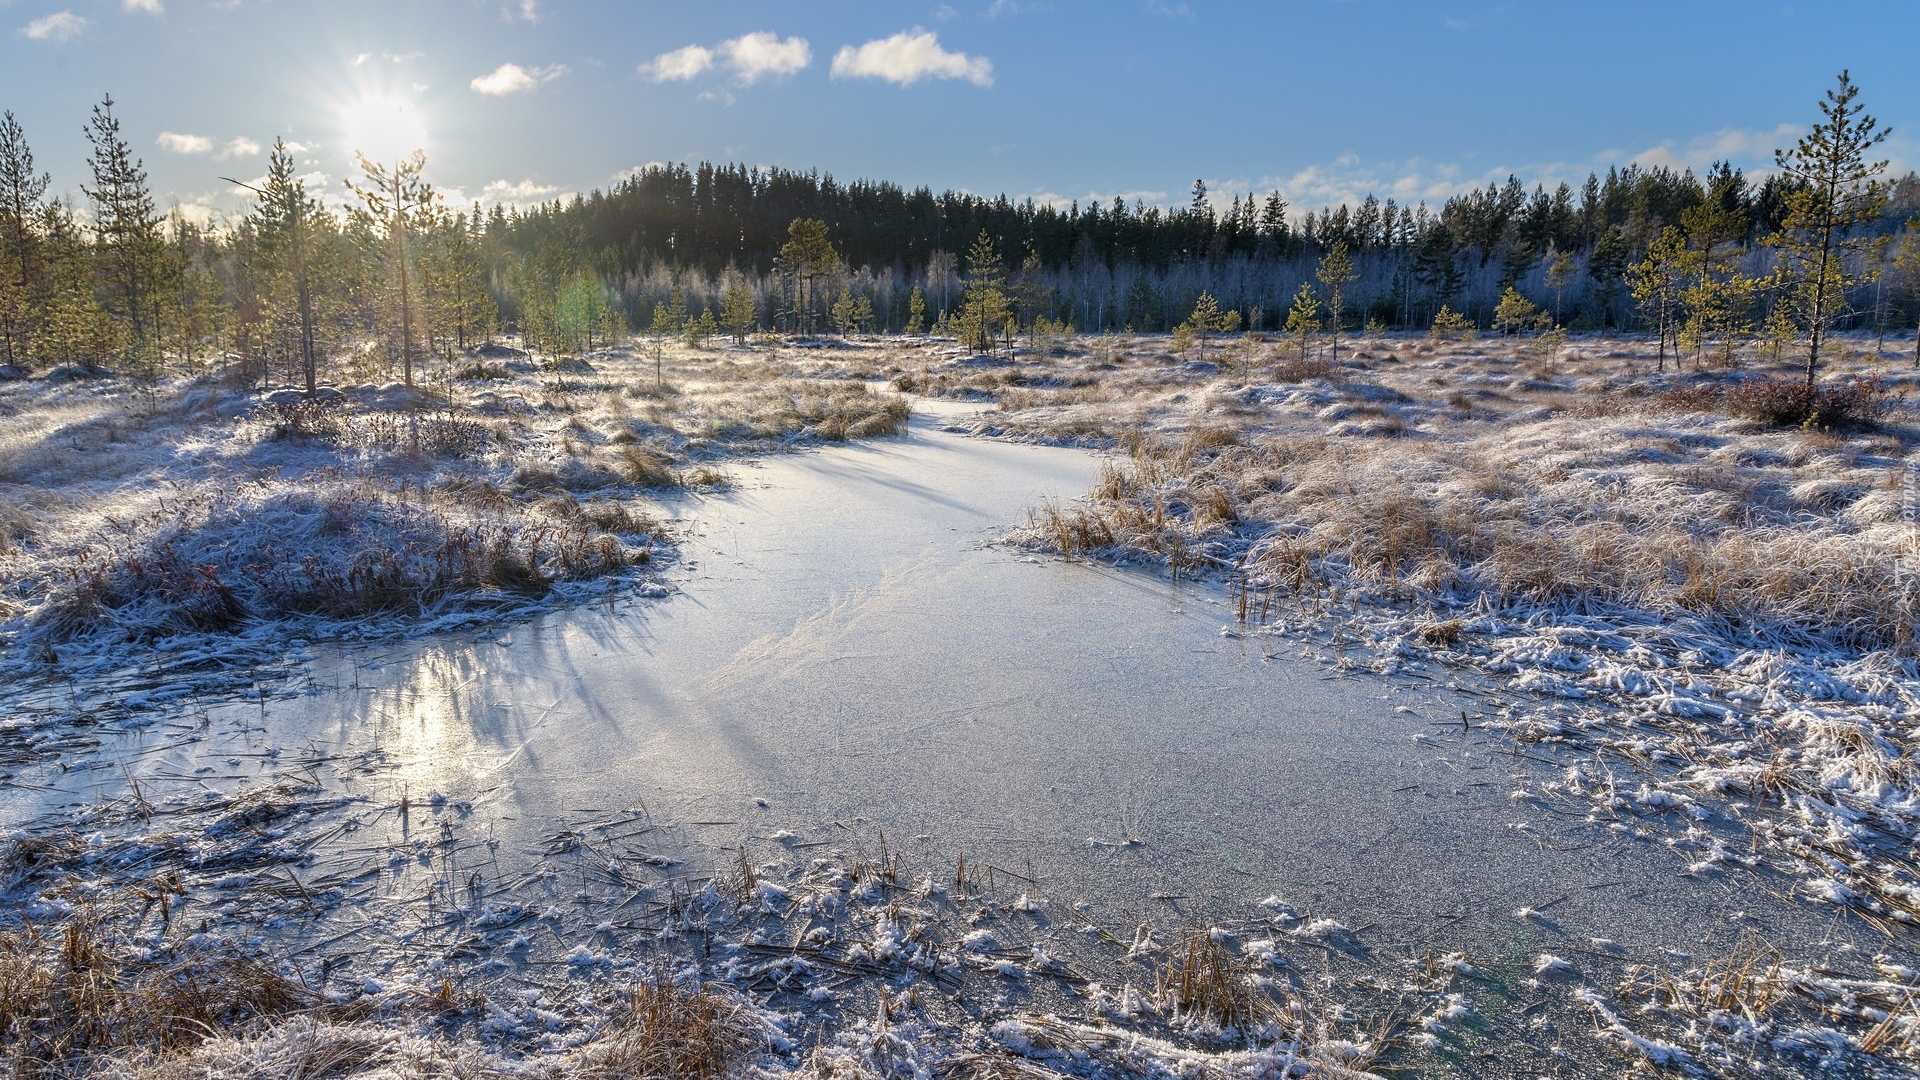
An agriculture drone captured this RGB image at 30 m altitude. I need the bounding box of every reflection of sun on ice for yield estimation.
[341,95,428,161]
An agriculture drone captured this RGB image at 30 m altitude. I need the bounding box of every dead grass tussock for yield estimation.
[569,975,775,1080]
[1154,929,1267,1032]
[0,921,330,1078]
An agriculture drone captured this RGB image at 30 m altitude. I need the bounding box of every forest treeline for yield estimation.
[0,74,1916,393]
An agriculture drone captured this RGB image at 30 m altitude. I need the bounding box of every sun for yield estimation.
[340,95,428,162]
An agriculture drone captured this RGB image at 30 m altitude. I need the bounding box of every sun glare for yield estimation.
[340,95,428,162]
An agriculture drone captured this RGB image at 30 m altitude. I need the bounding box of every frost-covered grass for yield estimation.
[928,330,1920,1052]
[1,775,1424,1080]
[0,342,909,677]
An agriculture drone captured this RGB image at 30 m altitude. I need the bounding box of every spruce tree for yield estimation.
[1767,71,1892,385]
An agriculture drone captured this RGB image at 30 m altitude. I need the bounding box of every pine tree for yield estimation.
[831,288,858,338]
[38,199,114,367]
[417,205,495,357]
[1492,286,1545,336]
[646,298,674,388]
[721,271,757,344]
[242,139,329,391]
[555,274,608,355]
[778,218,838,335]
[1888,218,1920,367]
[1283,281,1320,362]
[1182,291,1237,353]
[1544,250,1577,327]
[954,231,1010,355]
[1628,227,1688,370]
[347,151,436,386]
[1315,241,1357,364]
[1014,248,1049,346]
[1678,167,1757,367]
[906,286,926,336]
[0,111,50,369]
[83,95,167,373]
[1767,71,1892,385]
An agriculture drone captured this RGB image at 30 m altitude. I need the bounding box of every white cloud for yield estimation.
[354,50,422,66]
[20,11,88,41]
[719,32,810,84]
[123,0,163,14]
[831,30,992,87]
[507,0,538,23]
[1230,124,1815,224]
[167,200,220,229]
[471,61,568,96]
[481,178,563,206]
[217,137,261,160]
[1630,124,1800,174]
[613,162,670,185]
[642,44,714,82]
[156,131,213,155]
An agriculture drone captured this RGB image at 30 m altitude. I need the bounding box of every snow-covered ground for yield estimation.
[0,342,907,687]
[5,332,1920,1076]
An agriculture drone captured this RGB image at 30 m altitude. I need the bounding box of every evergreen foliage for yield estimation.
[0,75,1914,388]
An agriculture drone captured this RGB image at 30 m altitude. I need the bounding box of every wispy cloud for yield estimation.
[20,11,88,41]
[1217,123,1815,222]
[156,131,213,155]
[352,50,423,67]
[613,162,671,186]
[470,61,569,96]
[506,0,538,24]
[1021,188,1168,211]
[1628,124,1800,173]
[123,0,163,14]
[831,30,992,87]
[480,178,562,206]
[642,44,714,82]
[719,32,810,84]
[217,136,261,160]
[645,33,811,85]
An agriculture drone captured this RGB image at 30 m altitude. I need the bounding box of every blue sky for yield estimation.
[4,0,1916,225]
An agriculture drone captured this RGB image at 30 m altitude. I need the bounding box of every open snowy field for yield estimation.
[4,333,1920,1077]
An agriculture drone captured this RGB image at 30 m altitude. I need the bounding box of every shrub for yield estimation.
[1722,377,1890,429]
